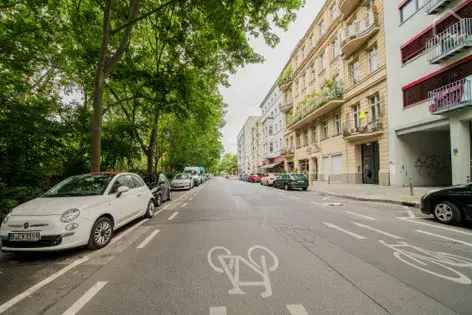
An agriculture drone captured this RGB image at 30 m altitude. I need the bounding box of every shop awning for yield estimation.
[261,161,284,169]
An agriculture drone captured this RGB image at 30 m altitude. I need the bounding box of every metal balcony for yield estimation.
[428,77,472,115]
[280,100,293,113]
[427,18,472,64]
[426,0,454,14]
[341,11,379,58]
[338,0,362,18]
[343,118,383,142]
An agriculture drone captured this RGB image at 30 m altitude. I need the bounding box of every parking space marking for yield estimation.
[286,304,309,315]
[209,306,227,315]
[345,211,376,221]
[0,256,90,314]
[323,222,367,240]
[400,219,472,237]
[62,281,108,315]
[137,229,160,249]
[416,230,472,248]
[168,211,179,221]
[110,219,149,245]
[182,202,188,208]
[352,222,403,240]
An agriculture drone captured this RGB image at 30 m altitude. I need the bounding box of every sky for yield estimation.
[220,1,324,154]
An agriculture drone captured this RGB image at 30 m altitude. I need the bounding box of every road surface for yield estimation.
[1,177,472,314]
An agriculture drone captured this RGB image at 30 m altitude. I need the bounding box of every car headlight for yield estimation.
[1,213,11,225]
[61,208,80,223]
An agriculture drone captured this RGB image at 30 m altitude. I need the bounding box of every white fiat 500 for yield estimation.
[0,172,156,252]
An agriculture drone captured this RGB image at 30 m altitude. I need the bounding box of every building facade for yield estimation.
[237,116,262,175]
[260,84,285,172]
[385,0,472,186]
[279,0,389,185]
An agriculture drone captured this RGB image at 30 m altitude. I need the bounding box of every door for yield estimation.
[331,154,344,182]
[322,156,330,181]
[109,175,138,226]
[361,142,379,184]
[130,175,148,214]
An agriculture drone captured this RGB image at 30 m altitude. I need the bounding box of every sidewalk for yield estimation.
[309,182,437,207]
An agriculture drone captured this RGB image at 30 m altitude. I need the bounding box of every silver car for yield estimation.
[171,173,194,190]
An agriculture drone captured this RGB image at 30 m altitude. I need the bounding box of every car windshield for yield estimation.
[175,174,188,180]
[43,174,113,197]
[290,174,306,180]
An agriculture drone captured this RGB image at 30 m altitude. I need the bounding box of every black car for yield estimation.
[273,173,309,191]
[142,173,172,207]
[421,184,472,225]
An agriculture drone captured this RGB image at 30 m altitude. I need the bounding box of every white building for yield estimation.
[384,0,472,186]
[237,116,262,175]
[260,84,285,172]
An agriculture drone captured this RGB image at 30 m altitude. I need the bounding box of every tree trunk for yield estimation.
[90,0,112,173]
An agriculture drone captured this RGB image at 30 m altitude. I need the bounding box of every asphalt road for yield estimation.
[1,178,472,314]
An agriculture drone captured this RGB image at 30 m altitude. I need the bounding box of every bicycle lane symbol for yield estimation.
[379,240,472,285]
[208,245,279,298]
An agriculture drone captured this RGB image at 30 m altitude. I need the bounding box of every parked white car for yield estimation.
[171,173,193,190]
[0,172,155,252]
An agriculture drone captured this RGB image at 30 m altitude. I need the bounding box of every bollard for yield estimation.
[328,175,331,184]
[409,177,414,196]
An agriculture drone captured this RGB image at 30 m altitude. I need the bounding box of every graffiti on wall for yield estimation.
[414,154,450,178]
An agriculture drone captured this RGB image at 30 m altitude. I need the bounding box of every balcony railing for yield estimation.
[428,77,472,115]
[341,10,378,57]
[343,117,383,140]
[426,0,454,14]
[426,18,472,64]
[338,0,362,18]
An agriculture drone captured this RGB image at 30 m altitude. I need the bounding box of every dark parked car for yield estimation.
[142,173,172,206]
[421,184,472,225]
[273,173,308,191]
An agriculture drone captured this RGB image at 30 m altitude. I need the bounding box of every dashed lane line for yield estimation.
[399,218,472,237]
[168,211,179,221]
[416,230,472,248]
[136,229,160,249]
[181,202,188,208]
[352,222,403,240]
[0,257,90,314]
[323,222,367,240]
[110,219,149,245]
[209,306,227,315]
[62,281,108,315]
[345,211,376,221]
[286,304,309,315]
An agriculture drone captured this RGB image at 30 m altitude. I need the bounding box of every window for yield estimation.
[269,126,273,136]
[319,20,325,37]
[349,58,360,84]
[319,51,325,73]
[270,142,273,153]
[330,5,338,20]
[321,121,329,139]
[369,93,381,122]
[352,104,360,129]
[311,126,318,144]
[303,130,309,146]
[334,113,341,135]
[368,45,379,73]
[400,0,417,23]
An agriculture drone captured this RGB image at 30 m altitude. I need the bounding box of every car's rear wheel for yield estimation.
[284,183,289,191]
[88,216,114,250]
[145,200,156,218]
[167,190,172,201]
[434,201,462,225]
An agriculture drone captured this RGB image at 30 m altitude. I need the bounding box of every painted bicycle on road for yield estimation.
[380,240,472,285]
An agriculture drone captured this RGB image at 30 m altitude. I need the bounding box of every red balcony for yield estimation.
[428,77,472,115]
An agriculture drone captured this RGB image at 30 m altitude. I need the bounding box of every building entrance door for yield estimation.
[361,142,379,184]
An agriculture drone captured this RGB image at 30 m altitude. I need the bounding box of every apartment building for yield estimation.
[237,116,262,175]
[385,0,472,186]
[260,84,285,173]
[279,0,389,185]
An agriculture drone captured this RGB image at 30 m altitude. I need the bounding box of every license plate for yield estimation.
[9,232,41,242]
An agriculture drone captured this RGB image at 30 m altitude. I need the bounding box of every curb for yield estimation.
[310,189,420,208]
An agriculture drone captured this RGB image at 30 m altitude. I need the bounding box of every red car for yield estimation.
[247,174,261,183]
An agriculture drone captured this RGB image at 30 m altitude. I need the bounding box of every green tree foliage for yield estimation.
[216,153,238,175]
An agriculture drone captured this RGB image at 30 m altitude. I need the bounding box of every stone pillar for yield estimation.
[308,158,316,184]
[450,117,471,185]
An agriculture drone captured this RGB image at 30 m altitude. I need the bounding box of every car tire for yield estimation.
[88,216,114,250]
[155,194,162,207]
[145,200,156,218]
[302,187,308,191]
[168,190,172,201]
[433,201,462,225]
[284,183,289,191]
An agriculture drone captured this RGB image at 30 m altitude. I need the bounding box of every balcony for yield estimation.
[306,144,321,155]
[428,77,472,115]
[343,117,383,142]
[277,66,294,92]
[280,100,293,112]
[426,0,455,14]
[338,0,362,18]
[341,10,379,58]
[427,19,472,64]
[282,147,295,157]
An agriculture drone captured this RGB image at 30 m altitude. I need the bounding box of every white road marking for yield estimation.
[209,306,227,315]
[397,210,416,219]
[323,222,367,240]
[0,256,89,314]
[324,202,343,207]
[416,230,472,248]
[345,211,376,221]
[182,202,188,208]
[168,211,179,221]
[110,219,149,245]
[353,222,403,240]
[62,281,108,315]
[137,229,160,249]
[400,219,472,237]
[287,304,309,315]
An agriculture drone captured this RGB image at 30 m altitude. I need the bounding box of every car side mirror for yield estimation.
[116,186,130,198]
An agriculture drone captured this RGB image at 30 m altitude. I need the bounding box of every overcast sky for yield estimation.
[220,1,324,154]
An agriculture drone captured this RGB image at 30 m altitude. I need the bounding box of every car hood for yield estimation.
[11,196,107,216]
[172,179,190,184]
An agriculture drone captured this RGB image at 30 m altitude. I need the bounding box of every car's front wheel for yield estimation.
[168,190,172,201]
[145,200,156,218]
[434,201,462,225]
[88,216,114,250]
[284,183,289,191]
[155,193,162,207]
